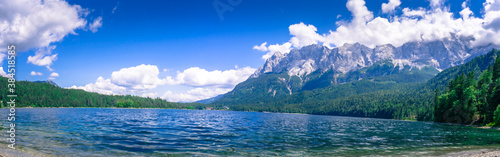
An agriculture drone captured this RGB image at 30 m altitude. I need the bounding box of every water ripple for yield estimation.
[1,108,500,156]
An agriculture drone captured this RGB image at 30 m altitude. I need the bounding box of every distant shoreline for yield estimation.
[433,121,500,131]
[445,150,500,157]
[1,107,500,156]
[7,107,500,131]
[10,106,179,109]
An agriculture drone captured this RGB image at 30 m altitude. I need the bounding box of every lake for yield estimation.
[1,108,500,156]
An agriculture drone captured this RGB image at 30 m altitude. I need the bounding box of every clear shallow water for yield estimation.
[1,108,500,156]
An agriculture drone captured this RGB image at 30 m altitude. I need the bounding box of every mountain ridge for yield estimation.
[212,49,500,121]
[210,36,500,115]
[33,80,59,87]
[251,35,499,80]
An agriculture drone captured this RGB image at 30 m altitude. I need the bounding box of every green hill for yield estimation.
[0,78,182,109]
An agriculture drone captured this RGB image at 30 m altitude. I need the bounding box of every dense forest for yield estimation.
[213,59,440,120]
[0,78,200,109]
[220,75,436,120]
[434,54,500,126]
[212,49,500,123]
[1,48,499,127]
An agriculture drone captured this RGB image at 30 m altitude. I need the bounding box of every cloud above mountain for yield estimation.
[254,0,500,59]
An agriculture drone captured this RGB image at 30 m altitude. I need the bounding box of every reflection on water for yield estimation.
[1,108,500,156]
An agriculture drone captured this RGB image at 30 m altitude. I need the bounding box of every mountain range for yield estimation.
[2,34,499,122]
[252,35,497,79]
[206,35,500,120]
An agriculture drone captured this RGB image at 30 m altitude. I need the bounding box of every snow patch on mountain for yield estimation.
[251,35,500,79]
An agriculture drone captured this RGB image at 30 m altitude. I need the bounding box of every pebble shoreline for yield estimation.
[458,150,500,157]
[1,150,500,157]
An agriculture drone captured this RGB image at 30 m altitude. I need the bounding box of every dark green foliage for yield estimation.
[489,56,500,121]
[427,49,499,91]
[489,78,500,122]
[215,71,303,106]
[434,51,500,125]
[213,59,439,121]
[494,105,500,126]
[477,68,494,123]
[0,77,186,109]
[213,49,500,123]
[435,73,477,124]
[493,54,500,81]
[434,88,442,122]
[301,60,439,91]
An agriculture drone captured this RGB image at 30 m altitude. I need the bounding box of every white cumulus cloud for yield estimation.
[30,71,43,76]
[27,46,58,70]
[70,76,127,95]
[0,0,100,69]
[50,72,59,77]
[111,64,166,90]
[0,67,7,77]
[255,0,500,60]
[0,0,88,53]
[382,0,401,13]
[161,88,230,102]
[161,66,256,102]
[71,64,167,95]
[402,8,426,17]
[166,66,256,88]
[70,65,256,102]
[430,0,445,8]
[0,53,6,77]
[289,23,326,48]
[253,42,268,51]
[346,0,373,24]
[49,72,59,80]
[257,42,293,60]
[254,22,324,60]
[89,16,102,33]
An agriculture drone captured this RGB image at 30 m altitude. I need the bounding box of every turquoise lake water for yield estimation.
[1,108,500,156]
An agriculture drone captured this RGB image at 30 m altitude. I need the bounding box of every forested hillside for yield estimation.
[2,49,499,125]
[427,49,500,90]
[212,49,500,122]
[213,59,440,120]
[434,51,500,126]
[0,77,183,108]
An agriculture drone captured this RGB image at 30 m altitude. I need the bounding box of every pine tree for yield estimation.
[494,105,500,126]
[434,88,441,122]
[493,53,500,82]
[462,85,477,124]
[489,56,500,123]
[477,68,493,124]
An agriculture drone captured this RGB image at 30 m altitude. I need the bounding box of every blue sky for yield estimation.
[1,0,499,102]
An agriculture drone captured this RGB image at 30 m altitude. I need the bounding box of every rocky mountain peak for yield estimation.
[250,36,500,79]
